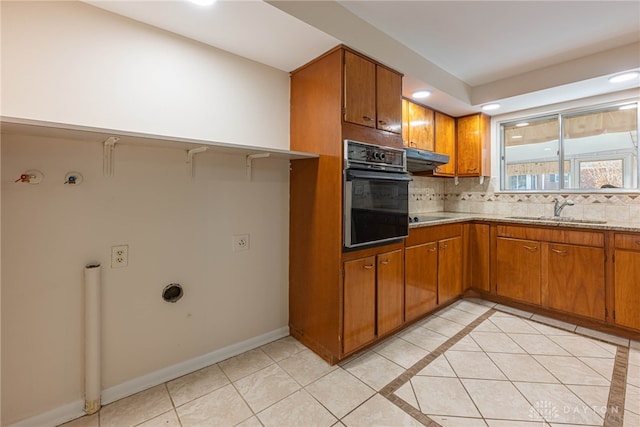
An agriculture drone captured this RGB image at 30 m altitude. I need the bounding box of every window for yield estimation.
[501,102,638,191]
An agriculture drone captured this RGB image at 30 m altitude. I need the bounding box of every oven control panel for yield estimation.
[344,140,406,172]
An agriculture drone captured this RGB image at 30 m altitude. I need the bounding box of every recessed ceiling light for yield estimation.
[608,72,639,83]
[412,90,432,99]
[515,122,529,127]
[186,0,217,6]
[482,103,500,111]
[511,135,523,139]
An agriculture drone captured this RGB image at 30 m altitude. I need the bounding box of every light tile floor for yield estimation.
[61,298,640,427]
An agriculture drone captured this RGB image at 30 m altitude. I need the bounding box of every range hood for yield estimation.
[404,147,450,173]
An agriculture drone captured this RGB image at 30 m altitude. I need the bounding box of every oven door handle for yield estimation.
[345,169,413,182]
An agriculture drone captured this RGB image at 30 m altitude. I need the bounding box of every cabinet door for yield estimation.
[496,237,541,304]
[406,102,434,150]
[438,236,463,304]
[376,66,402,134]
[377,249,404,335]
[343,256,376,353]
[614,249,640,330]
[434,112,456,176]
[469,223,490,292]
[402,99,410,146]
[545,243,605,320]
[405,242,438,322]
[344,51,376,129]
[457,113,490,177]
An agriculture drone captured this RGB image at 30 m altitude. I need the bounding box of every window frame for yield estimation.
[499,100,640,193]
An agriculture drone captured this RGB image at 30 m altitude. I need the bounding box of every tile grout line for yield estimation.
[604,346,629,427]
[378,308,497,426]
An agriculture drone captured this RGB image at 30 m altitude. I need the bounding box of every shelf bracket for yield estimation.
[454,176,460,186]
[186,147,208,178]
[246,153,270,181]
[103,136,121,177]
[479,176,485,185]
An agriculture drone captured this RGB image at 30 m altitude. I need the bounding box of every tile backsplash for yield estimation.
[410,176,640,222]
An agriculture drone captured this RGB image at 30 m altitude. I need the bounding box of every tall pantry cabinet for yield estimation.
[289,46,404,364]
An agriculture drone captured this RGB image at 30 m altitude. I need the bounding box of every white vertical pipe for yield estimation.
[84,263,101,415]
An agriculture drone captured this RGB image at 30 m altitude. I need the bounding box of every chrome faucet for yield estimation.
[553,197,574,217]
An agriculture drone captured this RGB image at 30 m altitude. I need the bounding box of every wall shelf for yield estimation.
[0,117,319,169]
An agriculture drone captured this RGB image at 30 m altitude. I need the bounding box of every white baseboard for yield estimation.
[8,327,289,427]
[6,400,86,427]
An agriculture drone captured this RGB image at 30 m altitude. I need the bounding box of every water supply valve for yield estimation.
[14,170,44,184]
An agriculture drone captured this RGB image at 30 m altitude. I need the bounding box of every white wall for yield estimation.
[1,1,290,150]
[1,1,292,425]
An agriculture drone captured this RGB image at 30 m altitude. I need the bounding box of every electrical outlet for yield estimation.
[111,245,129,268]
[232,234,250,252]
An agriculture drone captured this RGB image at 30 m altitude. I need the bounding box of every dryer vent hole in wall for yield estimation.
[162,283,183,303]
[232,234,250,252]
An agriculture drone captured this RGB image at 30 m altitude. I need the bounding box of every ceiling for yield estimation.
[85,0,640,117]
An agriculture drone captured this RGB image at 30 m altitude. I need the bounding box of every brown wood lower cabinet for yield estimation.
[405,242,438,322]
[494,225,606,322]
[438,236,463,304]
[377,249,404,336]
[545,243,605,320]
[343,249,404,354]
[404,224,464,322]
[496,237,542,305]
[614,233,640,330]
[343,256,376,354]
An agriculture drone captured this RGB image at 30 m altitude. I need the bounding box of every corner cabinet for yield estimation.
[456,113,491,177]
[289,45,404,364]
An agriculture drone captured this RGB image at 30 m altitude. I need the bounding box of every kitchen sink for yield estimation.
[507,216,607,224]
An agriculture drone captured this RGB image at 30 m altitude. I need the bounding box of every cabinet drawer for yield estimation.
[614,233,640,251]
[406,223,463,246]
[497,225,604,247]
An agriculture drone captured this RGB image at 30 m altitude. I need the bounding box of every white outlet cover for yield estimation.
[111,244,129,268]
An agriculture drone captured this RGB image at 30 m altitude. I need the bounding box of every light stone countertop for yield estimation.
[409,212,640,233]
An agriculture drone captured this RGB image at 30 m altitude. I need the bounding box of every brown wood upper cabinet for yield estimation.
[344,51,402,134]
[434,111,456,176]
[402,99,434,150]
[457,113,491,177]
[613,233,640,331]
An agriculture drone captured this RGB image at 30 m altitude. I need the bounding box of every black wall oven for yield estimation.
[343,140,411,249]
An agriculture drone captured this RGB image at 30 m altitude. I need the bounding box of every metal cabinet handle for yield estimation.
[467,167,478,172]
[362,116,373,121]
[523,245,538,251]
[380,259,390,265]
[441,244,448,249]
[428,247,437,252]
[378,120,387,125]
[363,264,374,269]
[635,240,640,245]
[551,248,567,255]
